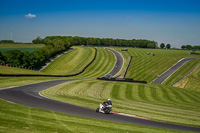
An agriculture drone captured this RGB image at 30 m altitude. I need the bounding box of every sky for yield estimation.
[0,0,200,48]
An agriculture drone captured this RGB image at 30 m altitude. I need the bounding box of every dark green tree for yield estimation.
[160,43,165,49]
[185,45,192,50]
[181,45,186,49]
[166,44,171,49]
[32,36,42,44]
[0,52,5,64]
[3,50,24,66]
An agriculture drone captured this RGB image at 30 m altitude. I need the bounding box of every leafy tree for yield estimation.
[185,45,192,50]
[160,43,165,49]
[0,52,5,64]
[181,45,186,49]
[3,50,24,66]
[32,36,42,44]
[166,44,171,49]
[0,40,14,44]
[53,39,65,52]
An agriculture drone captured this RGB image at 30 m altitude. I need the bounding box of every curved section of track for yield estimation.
[152,57,200,84]
[0,79,200,132]
[106,48,124,76]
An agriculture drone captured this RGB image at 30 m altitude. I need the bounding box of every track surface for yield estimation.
[1,49,200,132]
[152,57,199,84]
[106,48,124,76]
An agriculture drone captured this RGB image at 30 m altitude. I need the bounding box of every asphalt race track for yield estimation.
[152,57,200,84]
[106,48,124,76]
[0,49,200,132]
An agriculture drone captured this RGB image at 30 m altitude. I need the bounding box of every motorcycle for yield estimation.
[96,102,112,114]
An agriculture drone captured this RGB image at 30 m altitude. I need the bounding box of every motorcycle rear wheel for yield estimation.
[96,107,99,112]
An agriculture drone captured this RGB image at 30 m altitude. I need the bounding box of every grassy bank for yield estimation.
[75,47,115,78]
[173,64,200,91]
[41,46,96,75]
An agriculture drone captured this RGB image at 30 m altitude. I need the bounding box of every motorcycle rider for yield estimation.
[99,99,112,113]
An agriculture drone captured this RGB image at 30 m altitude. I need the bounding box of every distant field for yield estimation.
[0,43,45,48]
[0,48,40,53]
[41,79,200,127]
[112,48,199,83]
[0,43,45,52]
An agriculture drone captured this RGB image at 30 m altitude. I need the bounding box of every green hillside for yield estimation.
[173,64,200,91]
[76,47,115,78]
[112,48,199,83]
[41,46,96,75]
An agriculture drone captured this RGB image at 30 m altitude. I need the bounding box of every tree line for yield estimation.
[1,36,159,69]
[33,36,158,48]
[0,36,72,69]
[181,45,200,50]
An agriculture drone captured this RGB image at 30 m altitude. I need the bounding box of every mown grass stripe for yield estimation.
[159,86,176,103]
[138,85,147,101]
[150,87,160,101]
[125,84,133,99]
[111,84,120,99]
[169,88,189,103]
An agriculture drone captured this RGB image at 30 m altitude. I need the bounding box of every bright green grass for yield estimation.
[0,66,45,75]
[0,77,67,89]
[0,98,187,133]
[41,79,200,127]
[163,59,200,86]
[173,65,200,92]
[0,43,45,48]
[75,47,115,78]
[113,48,199,83]
[41,46,95,75]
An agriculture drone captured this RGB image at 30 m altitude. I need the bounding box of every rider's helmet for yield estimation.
[108,99,111,101]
